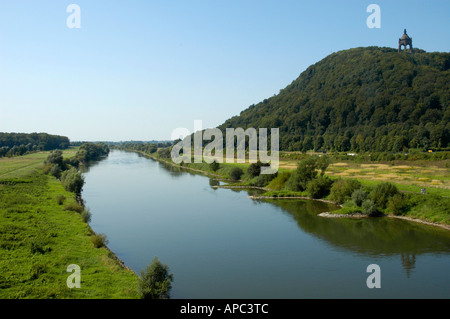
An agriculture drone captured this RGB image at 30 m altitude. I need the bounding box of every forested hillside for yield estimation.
[219,47,450,152]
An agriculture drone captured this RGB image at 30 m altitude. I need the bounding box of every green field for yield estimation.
[0,150,139,298]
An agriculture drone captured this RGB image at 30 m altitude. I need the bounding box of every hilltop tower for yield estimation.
[398,29,413,53]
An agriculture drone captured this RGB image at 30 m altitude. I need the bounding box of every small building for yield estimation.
[399,29,413,53]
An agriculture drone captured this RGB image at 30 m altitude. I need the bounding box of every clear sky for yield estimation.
[0,0,449,141]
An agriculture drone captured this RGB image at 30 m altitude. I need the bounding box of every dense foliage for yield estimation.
[138,257,174,299]
[75,143,110,164]
[0,132,70,157]
[219,47,450,152]
[114,141,172,154]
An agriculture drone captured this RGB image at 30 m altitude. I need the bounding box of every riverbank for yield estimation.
[114,147,450,230]
[318,212,450,231]
[0,150,139,298]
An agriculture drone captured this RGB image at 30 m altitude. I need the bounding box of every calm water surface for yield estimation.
[82,150,450,298]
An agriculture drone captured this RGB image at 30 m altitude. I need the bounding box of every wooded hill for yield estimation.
[218,47,450,152]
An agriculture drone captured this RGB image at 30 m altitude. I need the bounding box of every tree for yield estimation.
[370,182,399,209]
[230,167,243,181]
[138,257,174,299]
[361,199,380,217]
[329,178,362,204]
[306,175,334,198]
[61,167,85,194]
[286,156,320,191]
[210,160,220,172]
[352,188,367,207]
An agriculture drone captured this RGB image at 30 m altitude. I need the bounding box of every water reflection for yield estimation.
[259,198,450,276]
[83,150,450,298]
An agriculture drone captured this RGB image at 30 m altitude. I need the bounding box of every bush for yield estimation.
[230,167,243,180]
[285,156,321,191]
[45,150,63,167]
[351,188,367,207]
[63,202,84,213]
[209,161,220,172]
[329,178,362,204]
[266,171,292,190]
[251,172,277,187]
[55,195,66,205]
[49,164,62,179]
[247,161,266,178]
[138,257,174,299]
[387,193,408,215]
[90,233,108,248]
[81,208,92,223]
[370,182,399,209]
[361,199,380,217]
[306,175,334,199]
[61,168,85,194]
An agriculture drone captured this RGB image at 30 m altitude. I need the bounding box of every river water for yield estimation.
[82,150,450,298]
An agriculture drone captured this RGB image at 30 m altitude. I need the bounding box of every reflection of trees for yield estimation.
[262,199,450,276]
[158,161,184,178]
[209,179,219,188]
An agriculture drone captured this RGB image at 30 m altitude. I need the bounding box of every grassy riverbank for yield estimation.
[0,149,139,298]
[132,148,450,228]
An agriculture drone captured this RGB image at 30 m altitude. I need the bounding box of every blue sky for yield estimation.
[0,0,449,141]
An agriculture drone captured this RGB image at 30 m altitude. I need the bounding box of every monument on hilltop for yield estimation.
[399,29,413,53]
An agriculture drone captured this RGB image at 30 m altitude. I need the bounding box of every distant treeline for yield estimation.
[0,132,70,158]
[113,141,173,154]
[76,142,110,165]
[282,150,450,162]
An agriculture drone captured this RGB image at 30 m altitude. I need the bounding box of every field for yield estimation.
[0,149,139,298]
[279,157,450,197]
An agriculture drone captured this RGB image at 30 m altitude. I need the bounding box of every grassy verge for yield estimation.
[0,149,139,298]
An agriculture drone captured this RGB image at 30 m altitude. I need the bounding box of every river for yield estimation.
[82,150,450,298]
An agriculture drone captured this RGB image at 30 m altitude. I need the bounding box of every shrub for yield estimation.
[230,167,243,180]
[138,257,174,299]
[361,199,380,217]
[63,202,84,213]
[285,156,320,191]
[49,164,62,179]
[266,171,292,190]
[306,175,334,199]
[247,163,260,178]
[55,195,66,205]
[329,178,362,204]
[45,150,63,167]
[209,160,220,172]
[351,188,367,207]
[370,182,399,209]
[41,163,52,175]
[387,193,408,215]
[61,168,85,194]
[90,233,108,248]
[247,161,265,178]
[81,208,92,223]
[251,172,277,187]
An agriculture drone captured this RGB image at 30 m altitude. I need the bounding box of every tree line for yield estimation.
[0,132,70,158]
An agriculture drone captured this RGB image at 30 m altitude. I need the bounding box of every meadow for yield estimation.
[0,149,139,298]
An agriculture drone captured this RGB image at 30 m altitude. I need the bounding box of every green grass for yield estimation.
[0,150,139,298]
